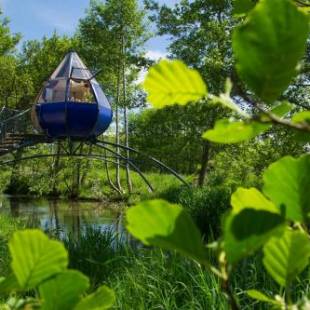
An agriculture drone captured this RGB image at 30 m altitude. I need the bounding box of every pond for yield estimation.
[0,195,126,239]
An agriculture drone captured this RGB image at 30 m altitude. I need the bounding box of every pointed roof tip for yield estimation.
[50,51,93,81]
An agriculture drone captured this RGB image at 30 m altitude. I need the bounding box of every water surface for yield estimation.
[0,195,125,239]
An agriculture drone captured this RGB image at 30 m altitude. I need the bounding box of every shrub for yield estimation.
[161,185,231,238]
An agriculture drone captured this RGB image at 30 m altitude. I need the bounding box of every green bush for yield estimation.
[63,228,130,288]
[161,185,231,238]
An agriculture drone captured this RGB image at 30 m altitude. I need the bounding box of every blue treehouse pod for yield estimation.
[32,52,113,138]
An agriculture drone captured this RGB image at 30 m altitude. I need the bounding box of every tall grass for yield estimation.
[63,228,130,289]
[109,249,227,310]
[160,185,232,239]
[0,214,24,276]
[62,226,227,308]
[62,227,310,309]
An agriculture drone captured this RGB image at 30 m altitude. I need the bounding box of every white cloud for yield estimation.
[136,69,147,85]
[145,50,167,61]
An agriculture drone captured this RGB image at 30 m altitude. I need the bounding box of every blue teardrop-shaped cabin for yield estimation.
[32,52,113,138]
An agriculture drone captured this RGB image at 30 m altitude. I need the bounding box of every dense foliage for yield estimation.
[0,0,310,309]
[126,0,310,309]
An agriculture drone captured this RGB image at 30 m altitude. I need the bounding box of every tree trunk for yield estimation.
[80,144,92,187]
[115,48,122,192]
[9,148,23,191]
[104,149,122,195]
[197,141,210,187]
[51,142,61,196]
[122,34,132,193]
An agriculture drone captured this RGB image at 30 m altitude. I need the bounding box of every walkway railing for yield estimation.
[0,108,33,152]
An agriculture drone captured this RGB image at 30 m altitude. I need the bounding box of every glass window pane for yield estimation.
[92,83,110,107]
[38,80,67,103]
[69,80,96,103]
[71,67,92,80]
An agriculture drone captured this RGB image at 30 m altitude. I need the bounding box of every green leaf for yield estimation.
[224,188,284,263]
[231,209,284,240]
[74,285,115,310]
[263,155,310,222]
[233,0,309,103]
[0,274,20,293]
[247,290,280,305]
[269,101,293,118]
[9,229,68,289]
[292,111,310,124]
[39,270,89,310]
[223,209,284,263]
[210,94,250,118]
[233,0,257,15]
[263,230,310,287]
[143,60,207,108]
[126,200,207,263]
[203,119,269,144]
[231,187,279,214]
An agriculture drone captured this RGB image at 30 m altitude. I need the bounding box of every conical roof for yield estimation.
[50,52,93,80]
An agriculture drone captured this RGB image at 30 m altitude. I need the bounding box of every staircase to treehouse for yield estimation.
[0,107,45,156]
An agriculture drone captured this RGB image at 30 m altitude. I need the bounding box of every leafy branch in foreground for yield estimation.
[127,155,310,308]
[128,0,310,308]
[0,230,115,310]
[143,0,310,139]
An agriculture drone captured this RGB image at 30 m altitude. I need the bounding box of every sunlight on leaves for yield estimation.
[209,94,250,118]
[269,101,293,118]
[263,155,310,222]
[203,119,269,144]
[126,200,208,263]
[231,187,279,214]
[9,229,68,289]
[292,111,310,124]
[223,209,284,264]
[143,60,207,108]
[224,187,285,264]
[247,290,281,306]
[39,270,89,310]
[233,0,309,103]
[263,230,310,287]
[74,285,116,310]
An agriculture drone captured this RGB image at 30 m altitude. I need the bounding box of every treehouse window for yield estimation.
[69,80,96,103]
[92,83,110,107]
[38,80,67,103]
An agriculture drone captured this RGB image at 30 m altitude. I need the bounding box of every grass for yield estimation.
[108,249,227,310]
[62,227,130,289]
[1,214,310,309]
[62,227,310,310]
[1,176,310,309]
[158,184,232,239]
[61,226,227,309]
[0,214,25,277]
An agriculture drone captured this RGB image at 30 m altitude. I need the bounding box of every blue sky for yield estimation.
[0,0,178,58]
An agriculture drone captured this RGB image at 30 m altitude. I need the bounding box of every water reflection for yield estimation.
[0,196,125,240]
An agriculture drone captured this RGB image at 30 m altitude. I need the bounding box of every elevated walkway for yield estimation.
[0,106,188,191]
[0,108,48,155]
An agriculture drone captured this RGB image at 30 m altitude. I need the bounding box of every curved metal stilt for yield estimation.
[0,151,154,193]
[0,153,121,167]
[0,107,187,194]
[94,139,189,187]
[91,141,154,192]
